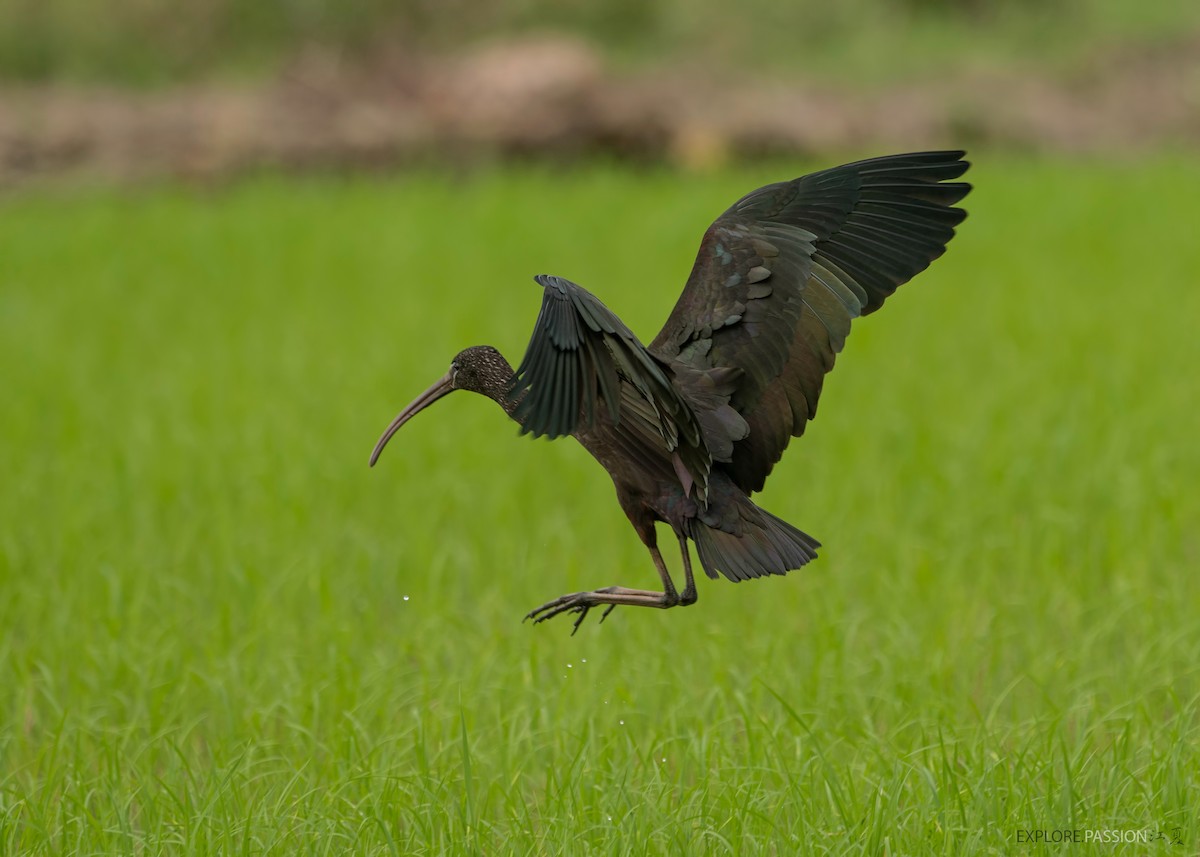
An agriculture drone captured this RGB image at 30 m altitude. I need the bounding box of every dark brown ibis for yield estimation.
[370,151,971,632]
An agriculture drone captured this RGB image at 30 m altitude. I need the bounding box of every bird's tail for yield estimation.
[687,496,820,583]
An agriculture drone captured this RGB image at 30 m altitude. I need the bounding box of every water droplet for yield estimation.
[581,658,587,663]
[403,596,410,601]
[619,720,624,725]
[567,663,573,668]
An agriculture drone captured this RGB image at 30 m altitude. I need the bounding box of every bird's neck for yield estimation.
[468,355,525,425]
[488,382,524,423]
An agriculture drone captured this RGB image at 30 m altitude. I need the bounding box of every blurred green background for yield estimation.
[2,0,1198,84]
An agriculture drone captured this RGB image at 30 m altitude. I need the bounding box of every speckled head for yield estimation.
[448,345,514,397]
[368,345,515,467]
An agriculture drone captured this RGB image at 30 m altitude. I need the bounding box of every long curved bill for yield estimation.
[369,372,454,466]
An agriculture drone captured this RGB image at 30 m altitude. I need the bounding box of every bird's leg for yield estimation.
[524,543,684,634]
[677,533,698,606]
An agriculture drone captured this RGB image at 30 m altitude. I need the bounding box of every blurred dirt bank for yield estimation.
[2,35,1198,188]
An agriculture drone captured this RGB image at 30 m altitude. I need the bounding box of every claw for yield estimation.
[523,585,682,632]
[524,591,605,632]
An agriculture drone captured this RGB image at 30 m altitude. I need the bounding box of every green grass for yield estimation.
[1,156,1198,854]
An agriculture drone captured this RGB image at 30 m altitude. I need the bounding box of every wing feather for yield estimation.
[650,150,971,493]
[508,275,712,500]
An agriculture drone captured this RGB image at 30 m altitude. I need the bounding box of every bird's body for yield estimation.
[371,152,971,631]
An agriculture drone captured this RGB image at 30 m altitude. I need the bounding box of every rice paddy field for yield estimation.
[1,155,1198,854]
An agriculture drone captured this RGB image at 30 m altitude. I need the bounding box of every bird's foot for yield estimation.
[524,586,680,634]
[523,590,618,635]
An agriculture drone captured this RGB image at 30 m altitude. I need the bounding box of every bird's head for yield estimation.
[369,345,514,466]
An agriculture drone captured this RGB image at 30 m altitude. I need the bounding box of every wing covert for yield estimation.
[650,151,971,493]
[507,275,713,500]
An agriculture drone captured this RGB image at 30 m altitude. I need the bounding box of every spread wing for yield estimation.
[507,275,713,501]
[649,151,971,493]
